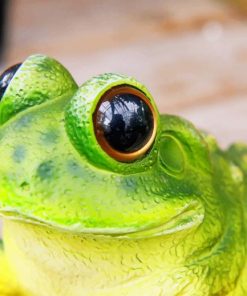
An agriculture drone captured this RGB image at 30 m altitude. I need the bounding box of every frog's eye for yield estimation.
[93,86,157,162]
[0,63,22,101]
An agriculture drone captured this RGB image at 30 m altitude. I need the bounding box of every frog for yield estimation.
[0,54,246,296]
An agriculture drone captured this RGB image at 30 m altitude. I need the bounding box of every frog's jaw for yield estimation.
[3,199,246,296]
[3,219,205,296]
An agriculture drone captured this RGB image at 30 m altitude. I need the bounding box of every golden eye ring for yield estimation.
[93,85,157,162]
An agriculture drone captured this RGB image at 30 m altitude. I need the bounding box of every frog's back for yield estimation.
[226,143,247,295]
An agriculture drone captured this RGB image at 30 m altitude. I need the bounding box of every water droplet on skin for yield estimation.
[142,202,149,210]
[132,194,139,201]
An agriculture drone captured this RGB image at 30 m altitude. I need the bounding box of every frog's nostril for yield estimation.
[0,63,22,100]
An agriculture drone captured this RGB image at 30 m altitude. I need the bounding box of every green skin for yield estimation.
[0,54,246,295]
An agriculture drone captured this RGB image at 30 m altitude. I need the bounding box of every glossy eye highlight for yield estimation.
[93,85,157,162]
[0,63,22,101]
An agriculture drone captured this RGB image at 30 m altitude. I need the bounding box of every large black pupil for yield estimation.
[96,93,154,153]
[0,63,22,100]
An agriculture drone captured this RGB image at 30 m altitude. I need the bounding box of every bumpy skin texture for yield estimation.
[0,54,246,296]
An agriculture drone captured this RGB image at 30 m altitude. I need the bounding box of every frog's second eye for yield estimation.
[0,63,22,101]
[93,85,157,162]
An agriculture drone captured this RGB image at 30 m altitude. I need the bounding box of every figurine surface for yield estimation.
[0,55,246,295]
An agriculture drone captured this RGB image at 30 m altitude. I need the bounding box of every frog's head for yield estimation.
[0,54,212,238]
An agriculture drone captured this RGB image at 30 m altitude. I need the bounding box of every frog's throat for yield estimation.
[0,201,204,239]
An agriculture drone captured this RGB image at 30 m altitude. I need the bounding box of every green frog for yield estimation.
[0,54,246,296]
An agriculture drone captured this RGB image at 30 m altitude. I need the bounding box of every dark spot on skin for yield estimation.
[13,145,26,163]
[40,130,59,145]
[67,160,87,178]
[20,181,30,191]
[37,62,54,72]
[14,115,33,131]
[37,161,54,180]
[121,177,138,193]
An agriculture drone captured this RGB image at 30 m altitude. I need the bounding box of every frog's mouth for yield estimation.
[0,201,204,239]
[121,201,204,238]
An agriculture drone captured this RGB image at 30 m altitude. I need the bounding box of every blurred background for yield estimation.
[0,0,247,236]
[0,0,246,147]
